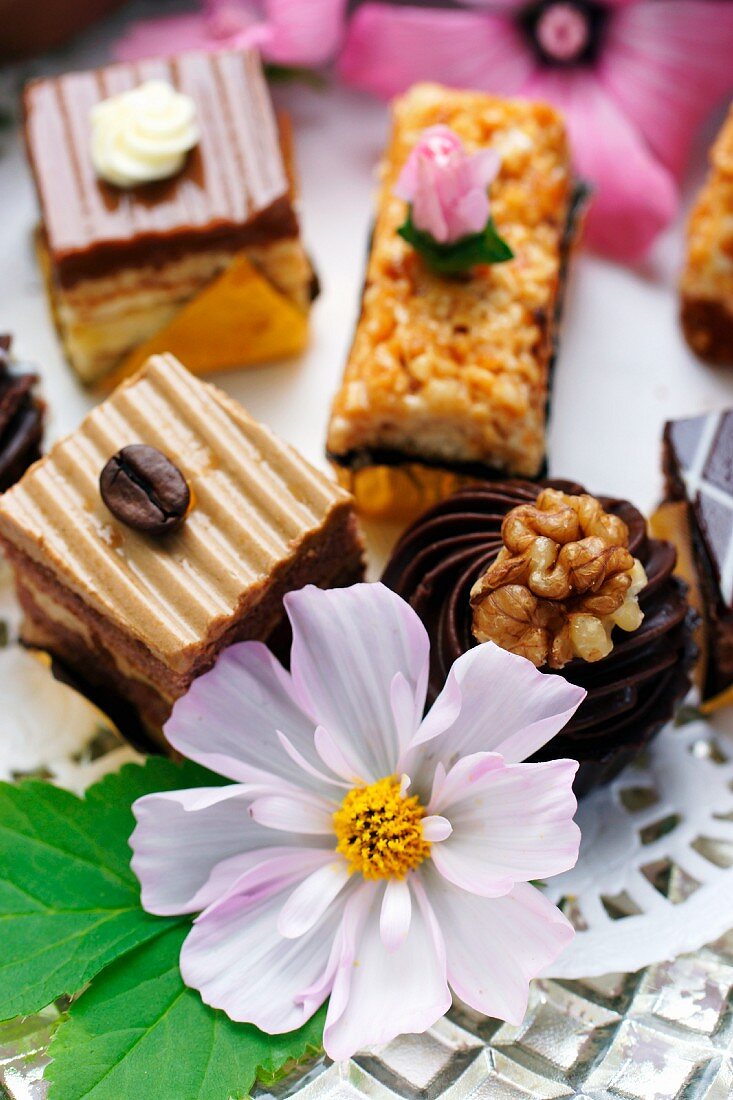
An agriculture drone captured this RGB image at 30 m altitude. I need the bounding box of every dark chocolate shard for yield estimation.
[664,409,733,702]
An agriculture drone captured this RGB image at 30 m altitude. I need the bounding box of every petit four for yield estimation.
[383,481,696,796]
[681,103,733,364]
[0,335,45,492]
[327,83,582,519]
[0,354,364,740]
[660,409,733,709]
[23,50,314,386]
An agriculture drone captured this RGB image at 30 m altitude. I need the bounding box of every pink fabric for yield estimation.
[115,0,347,66]
[394,125,500,242]
[339,4,533,100]
[339,0,733,263]
[600,1,733,175]
[522,68,678,260]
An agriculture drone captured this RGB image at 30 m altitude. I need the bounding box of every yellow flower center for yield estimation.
[333,776,431,881]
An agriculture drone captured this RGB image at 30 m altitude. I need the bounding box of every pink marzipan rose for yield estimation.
[395,125,501,244]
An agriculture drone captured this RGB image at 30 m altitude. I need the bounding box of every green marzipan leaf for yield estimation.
[398,212,514,275]
[46,925,326,1100]
[0,758,226,1020]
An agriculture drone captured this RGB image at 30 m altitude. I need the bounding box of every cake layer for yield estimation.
[0,354,363,674]
[681,103,733,364]
[45,239,312,385]
[327,84,577,491]
[23,50,298,286]
[10,507,364,738]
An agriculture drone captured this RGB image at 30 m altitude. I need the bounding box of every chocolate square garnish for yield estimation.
[664,408,733,703]
[702,410,733,493]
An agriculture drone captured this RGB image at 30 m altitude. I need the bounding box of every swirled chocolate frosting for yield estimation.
[382,480,697,796]
[0,335,44,492]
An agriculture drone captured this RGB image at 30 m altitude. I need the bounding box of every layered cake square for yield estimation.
[24,50,314,386]
[327,83,581,518]
[681,103,733,364]
[0,354,364,738]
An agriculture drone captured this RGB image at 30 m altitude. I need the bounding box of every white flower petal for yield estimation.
[131,785,328,915]
[380,877,412,952]
[165,641,327,792]
[430,845,514,899]
[286,583,430,781]
[278,860,351,939]
[425,869,574,1025]
[324,878,450,1061]
[277,731,349,789]
[181,862,351,1033]
[203,848,334,915]
[406,643,585,790]
[249,791,336,834]
[314,725,366,785]
[421,815,453,843]
[432,756,580,889]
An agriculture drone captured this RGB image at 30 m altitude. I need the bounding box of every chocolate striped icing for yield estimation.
[23,50,297,286]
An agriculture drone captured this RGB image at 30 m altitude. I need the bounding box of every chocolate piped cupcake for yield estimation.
[383,480,697,797]
[0,335,45,492]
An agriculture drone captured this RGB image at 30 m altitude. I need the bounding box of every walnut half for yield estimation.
[470,488,648,668]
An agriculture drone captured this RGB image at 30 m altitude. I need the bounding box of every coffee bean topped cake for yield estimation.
[0,354,364,742]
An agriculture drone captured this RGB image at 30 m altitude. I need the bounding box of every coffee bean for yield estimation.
[100,444,190,535]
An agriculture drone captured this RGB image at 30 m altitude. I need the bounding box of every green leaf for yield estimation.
[46,925,325,1100]
[398,211,514,275]
[0,757,226,1020]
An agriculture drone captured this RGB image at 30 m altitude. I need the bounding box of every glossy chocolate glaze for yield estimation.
[383,480,697,796]
[23,50,298,286]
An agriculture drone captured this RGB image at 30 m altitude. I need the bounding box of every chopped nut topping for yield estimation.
[470,488,647,668]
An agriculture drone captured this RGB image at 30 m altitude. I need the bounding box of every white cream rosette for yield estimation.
[90,79,199,188]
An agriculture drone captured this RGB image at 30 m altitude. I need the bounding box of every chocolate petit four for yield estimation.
[660,409,733,709]
[383,482,696,796]
[327,83,583,519]
[681,103,733,364]
[0,335,45,492]
[24,50,315,386]
[0,354,364,742]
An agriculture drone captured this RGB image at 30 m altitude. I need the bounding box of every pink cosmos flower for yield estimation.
[339,1,733,262]
[130,583,584,1059]
[115,0,347,68]
[395,125,501,243]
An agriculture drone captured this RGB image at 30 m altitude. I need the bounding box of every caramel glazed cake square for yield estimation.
[681,102,733,365]
[0,355,364,741]
[24,50,314,385]
[327,83,581,514]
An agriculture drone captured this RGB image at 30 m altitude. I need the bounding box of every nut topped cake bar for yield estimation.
[0,354,364,740]
[327,83,580,518]
[680,103,733,365]
[24,50,314,386]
